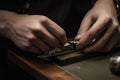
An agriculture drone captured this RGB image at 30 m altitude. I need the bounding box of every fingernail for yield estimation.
[61,37,67,46]
[75,35,82,40]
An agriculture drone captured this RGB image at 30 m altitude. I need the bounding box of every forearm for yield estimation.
[92,0,117,15]
[93,0,115,6]
[92,0,115,7]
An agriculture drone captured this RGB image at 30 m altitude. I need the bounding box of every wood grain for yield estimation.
[7,50,78,80]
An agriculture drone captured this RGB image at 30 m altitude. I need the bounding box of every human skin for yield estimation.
[0,11,67,54]
[75,0,120,53]
[0,0,119,54]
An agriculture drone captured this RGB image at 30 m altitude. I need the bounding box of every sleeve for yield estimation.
[0,0,26,13]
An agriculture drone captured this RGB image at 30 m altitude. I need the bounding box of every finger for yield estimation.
[75,14,94,40]
[26,46,40,54]
[83,24,118,53]
[13,28,50,53]
[15,34,51,54]
[41,18,67,45]
[31,37,51,53]
[76,17,111,49]
[34,24,60,49]
[20,43,40,54]
[11,30,43,54]
[104,29,119,52]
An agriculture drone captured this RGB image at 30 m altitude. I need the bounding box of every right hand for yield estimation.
[75,0,120,53]
[5,14,67,54]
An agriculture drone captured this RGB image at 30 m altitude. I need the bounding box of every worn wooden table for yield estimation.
[7,50,78,80]
[7,46,120,80]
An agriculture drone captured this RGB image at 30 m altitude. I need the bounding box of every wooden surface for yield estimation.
[7,50,78,80]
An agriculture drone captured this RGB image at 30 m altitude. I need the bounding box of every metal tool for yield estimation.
[109,56,120,75]
[37,40,79,58]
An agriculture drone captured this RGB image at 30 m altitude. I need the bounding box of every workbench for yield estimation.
[7,47,120,80]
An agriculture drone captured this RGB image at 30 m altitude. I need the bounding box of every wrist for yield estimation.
[0,10,18,38]
[91,0,114,6]
[92,0,119,12]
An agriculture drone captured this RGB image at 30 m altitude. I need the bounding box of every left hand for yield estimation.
[75,0,120,53]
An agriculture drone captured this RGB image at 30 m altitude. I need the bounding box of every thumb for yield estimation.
[75,13,93,40]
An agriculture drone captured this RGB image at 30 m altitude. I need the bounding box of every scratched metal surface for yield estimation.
[59,45,120,80]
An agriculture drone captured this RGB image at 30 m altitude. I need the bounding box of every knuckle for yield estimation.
[111,23,119,32]
[25,34,37,43]
[32,26,44,32]
[31,28,39,32]
[102,16,112,24]
[105,16,112,22]
[22,43,31,51]
[31,15,49,24]
[29,37,36,43]
[113,22,119,28]
[40,15,48,23]
[29,24,43,32]
[27,34,35,41]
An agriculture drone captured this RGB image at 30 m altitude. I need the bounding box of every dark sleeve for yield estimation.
[0,0,26,13]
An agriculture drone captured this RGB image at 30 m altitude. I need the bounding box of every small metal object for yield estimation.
[109,56,120,75]
[113,0,120,16]
[37,40,78,58]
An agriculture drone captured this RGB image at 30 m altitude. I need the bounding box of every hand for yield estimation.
[75,0,120,53]
[2,12,67,54]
